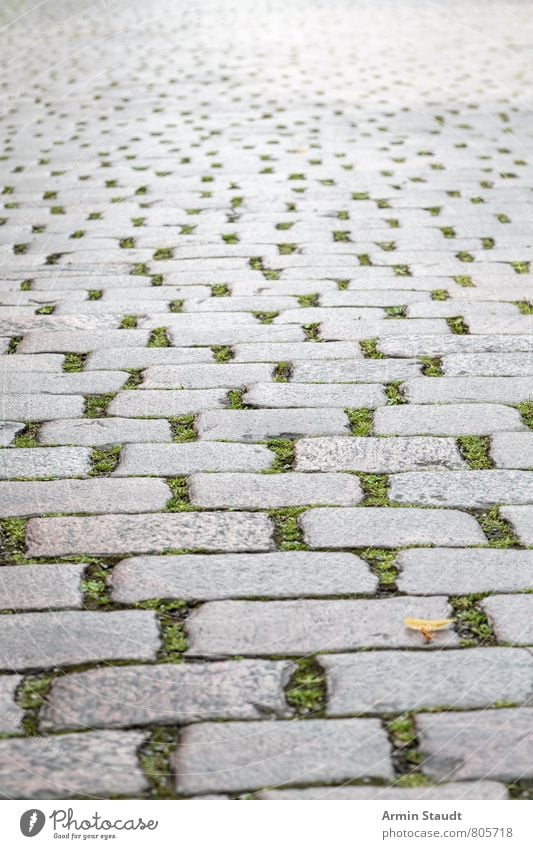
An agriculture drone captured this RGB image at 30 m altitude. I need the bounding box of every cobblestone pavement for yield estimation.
[0,0,532,800]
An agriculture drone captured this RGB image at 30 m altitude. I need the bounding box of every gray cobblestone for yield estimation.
[1,394,85,421]
[0,447,91,479]
[258,782,508,800]
[244,382,385,408]
[389,470,533,508]
[482,595,533,644]
[0,478,170,517]
[189,472,363,508]
[143,363,273,389]
[374,404,525,435]
[108,389,227,417]
[490,433,533,469]
[115,442,274,476]
[39,417,172,446]
[0,563,85,611]
[397,548,533,594]
[295,436,465,472]
[0,677,23,733]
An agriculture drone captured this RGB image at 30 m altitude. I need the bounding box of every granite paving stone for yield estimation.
[189,472,364,508]
[295,436,466,472]
[173,719,393,795]
[0,447,92,479]
[39,417,172,446]
[109,551,377,602]
[418,710,533,782]
[0,677,23,733]
[108,389,227,417]
[26,512,275,557]
[322,649,533,714]
[405,377,533,404]
[374,404,525,436]
[0,731,148,799]
[490,433,533,469]
[482,595,533,644]
[1,394,85,421]
[389,470,533,508]
[0,422,24,446]
[185,597,459,656]
[258,782,509,800]
[0,563,85,611]
[0,478,170,517]
[499,506,533,545]
[292,360,422,383]
[40,660,292,730]
[0,610,159,670]
[143,363,273,389]
[114,442,274,476]
[244,382,386,408]
[198,409,350,441]
[397,548,533,595]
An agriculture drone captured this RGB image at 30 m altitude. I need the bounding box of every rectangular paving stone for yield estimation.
[482,595,533,644]
[0,731,148,799]
[87,346,214,369]
[397,548,533,595]
[500,506,533,545]
[418,709,533,782]
[0,610,159,670]
[1,394,85,421]
[322,648,533,715]
[0,478,170,517]
[389,470,533,508]
[491,432,533,469]
[295,436,465,472]
[405,376,533,404]
[198,408,350,441]
[186,597,458,656]
[41,659,291,731]
[110,551,377,603]
[0,676,23,733]
[302,507,486,548]
[233,342,362,362]
[18,329,150,352]
[143,363,273,389]
[39,417,172,446]
[379,334,533,358]
[1,371,128,395]
[0,563,85,611]
[321,318,450,340]
[173,719,393,795]
[374,403,525,436]
[292,359,422,383]
[258,782,509,800]
[108,388,227,417]
[442,353,533,377]
[0,447,92,479]
[0,354,64,372]
[244,382,385,408]
[168,324,306,345]
[189,472,363,508]
[26,512,274,557]
[115,442,274,476]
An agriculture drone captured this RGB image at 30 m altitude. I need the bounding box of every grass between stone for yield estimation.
[269,507,307,550]
[166,477,192,512]
[212,345,233,363]
[360,548,398,591]
[449,594,494,647]
[85,393,115,418]
[149,327,170,347]
[63,353,87,371]
[346,408,373,436]
[285,657,327,716]
[17,674,53,736]
[360,338,383,358]
[13,423,40,448]
[477,507,519,548]
[170,415,197,442]
[0,517,27,564]
[90,445,122,477]
[138,728,180,798]
[457,436,493,469]
[265,439,295,473]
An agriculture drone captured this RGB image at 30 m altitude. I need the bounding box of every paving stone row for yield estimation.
[1,0,532,800]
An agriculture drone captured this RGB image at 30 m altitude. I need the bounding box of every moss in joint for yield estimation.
[457,436,493,469]
[346,408,373,437]
[477,506,519,549]
[447,316,469,334]
[420,356,443,377]
[265,439,295,473]
[63,353,87,372]
[297,293,319,307]
[431,289,449,301]
[90,445,122,477]
[253,311,278,325]
[120,314,138,329]
[85,394,115,418]
[269,507,307,550]
[361,548,398,591]
[385,382,406,405]
[81,562,112,608]
[227,389,246,409]
[148,327,170,347]
[449,594,494,647]
[7,336,22,354]
[17,674,53,736]
[385,305,407,319]
[360,338,384,359]
[303,322,320,341]
[166,477,192,512]
[358,474,390,507]
[387,713,423,774]
[212,345,233,363]
[124,368,143,389]
[517,402,533,429]
[169,300,183,313]
[139,727,181,798]
[0,517,28,564]
[212,284,230,297]
[453,275,475,288]
[273,361,292,382]
[13,422,40,447]
[285,657,327,716]
[170,415,197,443]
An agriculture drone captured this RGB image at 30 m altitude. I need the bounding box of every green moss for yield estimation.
[352,191,369,201]
[13,423,40,447]
[297,293,319,307]
[276,221,293,230]
[421,356,443,377]
[358,253,372,266]
[212,284,230,297]
[81,562,112,608]
[360,338,384,359]
[278,243,297,254]
[457,436,493,469]
[515,301,533,315]
[457,253,475,264]
[477,506,519,548]
[36,304,55,315]
[447,316,469,334]
[517,402,533,429]
[88,289,102,300]
[481,237,495,250]
[151,275,163,286]
[440,226,456,239]
[119,237,135,249]
[346,408,373,436]
[266,439,294,473]
[385,305,406,319]
[431,289,449,301]
[166,477,192,512]
[336,279,349,290]
[333,231,350,242]
[387,713,422,772]
[358,474,390,507]
[20,280,32,291]
[386,218,400,228]
[393,265,411,277]
[169,299,183,313]
[269,507,307,550]
[85,393,115,418]
[222,233,238,244]
[285,657,327,716]
[124,368,143,389]
[18,674,53,736]
[148,327,170,347]
[90,445,122,476]
[253,311,278,324]
[385,382,405,405]
[395,773,431,788]
[303,322,320,341]
[131,262,148,276]
[495,213,510,224]
[227,389,245,409]
[511,261,530,274]
[450,594,494,646]
[0,518,27,564]
[139,728,181,798]
[361,548,398,590]
[273,362,291,382]
[7,336,21,354]
[153,248,173,261]
[170,415,197,442]
[120,314,138,329]
[212,345,233,363]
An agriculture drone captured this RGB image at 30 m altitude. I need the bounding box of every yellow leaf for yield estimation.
[404,617,454,643]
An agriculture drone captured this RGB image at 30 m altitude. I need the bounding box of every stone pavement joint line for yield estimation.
[0,0,532,800]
